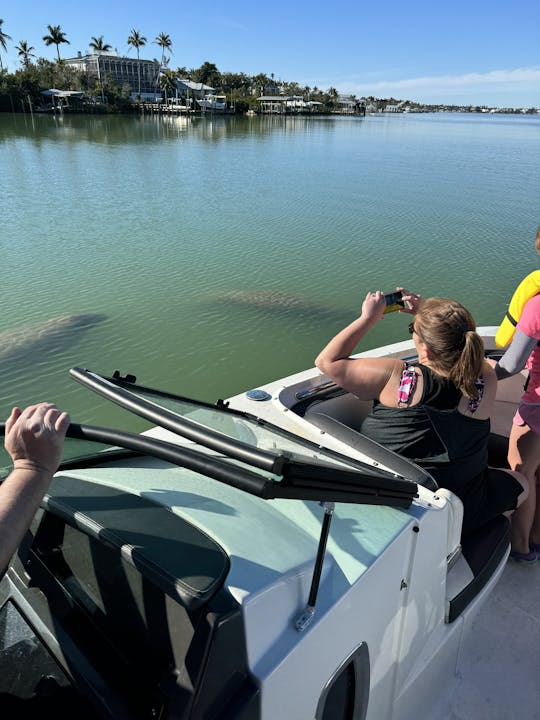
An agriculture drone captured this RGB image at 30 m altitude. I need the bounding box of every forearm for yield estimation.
[495,328,537,379]
[0,468,52,570]
[315,315,377,373]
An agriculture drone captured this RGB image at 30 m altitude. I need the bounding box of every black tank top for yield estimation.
[360,364,489,492]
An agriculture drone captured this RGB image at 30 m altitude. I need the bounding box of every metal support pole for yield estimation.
[295,501,335,632]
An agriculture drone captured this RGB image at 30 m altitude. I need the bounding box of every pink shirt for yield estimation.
[517,294,540,402]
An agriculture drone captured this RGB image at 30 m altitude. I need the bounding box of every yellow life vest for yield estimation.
[495,270,540,347]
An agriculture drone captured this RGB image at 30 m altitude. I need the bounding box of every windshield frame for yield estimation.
[64,367,418,508]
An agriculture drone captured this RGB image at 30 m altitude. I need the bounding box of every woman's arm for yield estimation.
[494,328,537,379]
[315,291,403,400]
[494,294,540,379]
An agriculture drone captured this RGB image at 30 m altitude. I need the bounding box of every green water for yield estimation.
[1,111,539,431]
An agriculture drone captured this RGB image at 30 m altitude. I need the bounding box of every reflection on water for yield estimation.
[0,111,347,146]
[1,112,539,432]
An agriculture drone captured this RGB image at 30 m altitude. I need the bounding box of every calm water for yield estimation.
[1,111,539,434]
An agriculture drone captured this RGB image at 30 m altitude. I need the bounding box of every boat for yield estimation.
[196,94,227,112]
[0,327,538,719]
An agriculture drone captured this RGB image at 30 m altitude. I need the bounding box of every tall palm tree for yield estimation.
[42,24,70,61]
[154,33,172,94]
[89,37,112,102]
[15,40,35,68]
[0,19,12,71]
[127,29,147,96]
[154,32,172,68]
[89,35,112,53]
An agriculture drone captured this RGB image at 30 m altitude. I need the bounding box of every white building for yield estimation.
[65,51,161,101]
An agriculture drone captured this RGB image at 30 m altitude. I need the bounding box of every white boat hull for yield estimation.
[1,327,536,720]
[226,326,538,720]
[196,95,227,112]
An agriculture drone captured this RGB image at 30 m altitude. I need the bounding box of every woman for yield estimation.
[492,227,540,562]
[315,290,527,538]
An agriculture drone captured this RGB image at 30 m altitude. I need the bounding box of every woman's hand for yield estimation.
[397,287,423,315]
[361,290,386,324]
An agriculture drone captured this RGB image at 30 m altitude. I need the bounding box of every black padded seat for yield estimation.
[43,475,229,611]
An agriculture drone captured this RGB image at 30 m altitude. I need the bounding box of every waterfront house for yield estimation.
[258,95,286,113]
[384,101,407,113]
[337,95,366,115]
[171,80,219,110]
[65,51,161,101]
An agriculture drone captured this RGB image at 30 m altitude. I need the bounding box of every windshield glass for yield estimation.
[113,383,373,473]
[69,367,401,481]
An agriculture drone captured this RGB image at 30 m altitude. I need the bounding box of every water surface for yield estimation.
[1,111,539,432]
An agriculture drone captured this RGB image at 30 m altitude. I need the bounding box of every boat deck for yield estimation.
[428,559,540,719]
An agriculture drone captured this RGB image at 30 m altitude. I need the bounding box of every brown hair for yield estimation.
[536,227,540,254]
[414,297,485,398]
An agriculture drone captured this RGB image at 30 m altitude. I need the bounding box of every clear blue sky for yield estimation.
[2,0,539,107]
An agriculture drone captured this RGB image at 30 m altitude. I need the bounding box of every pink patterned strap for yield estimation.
[467,378,485,413]
[398,365,417,405]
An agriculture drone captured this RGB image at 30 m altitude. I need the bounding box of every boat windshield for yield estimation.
[69,368,388,477]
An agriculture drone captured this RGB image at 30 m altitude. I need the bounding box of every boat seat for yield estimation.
[301,392,372,433]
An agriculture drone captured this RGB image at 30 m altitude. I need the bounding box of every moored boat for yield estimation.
[196,94,227,112]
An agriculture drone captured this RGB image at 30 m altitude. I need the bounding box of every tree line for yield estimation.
[0,19,364,113]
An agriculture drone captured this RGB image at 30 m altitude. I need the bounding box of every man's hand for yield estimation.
[5,403,70,475]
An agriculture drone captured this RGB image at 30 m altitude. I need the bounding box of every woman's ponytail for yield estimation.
[448,330,485,398]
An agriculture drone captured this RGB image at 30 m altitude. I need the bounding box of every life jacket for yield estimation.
[495,270,540,347]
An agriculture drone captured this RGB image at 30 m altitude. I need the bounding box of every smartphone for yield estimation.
[383,290,405,314]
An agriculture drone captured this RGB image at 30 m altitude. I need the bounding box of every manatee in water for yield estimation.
[0,313,106,365]
[208,290,351,323]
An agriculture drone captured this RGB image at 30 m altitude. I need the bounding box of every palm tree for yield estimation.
[89,35,112,53]
[42,24,70,61]
[327,86,339,111]
[160,69,177,104]
[89,37,112,101]
[127,29,147,96]
[15,40,35,68]
[0,19,12,71]
[154,32,172,68]
[154,33,172,94]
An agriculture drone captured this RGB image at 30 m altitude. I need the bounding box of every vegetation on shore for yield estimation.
[0,21,538,115]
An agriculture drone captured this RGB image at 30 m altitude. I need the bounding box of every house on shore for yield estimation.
[65,51,161,101]
[172,79,216,108]
[383,101,407,113]
[337,95,366,115]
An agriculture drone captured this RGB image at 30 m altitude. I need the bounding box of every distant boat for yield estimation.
[196,94,227,112]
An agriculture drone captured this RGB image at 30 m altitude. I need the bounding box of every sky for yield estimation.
[1,0,539,107]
